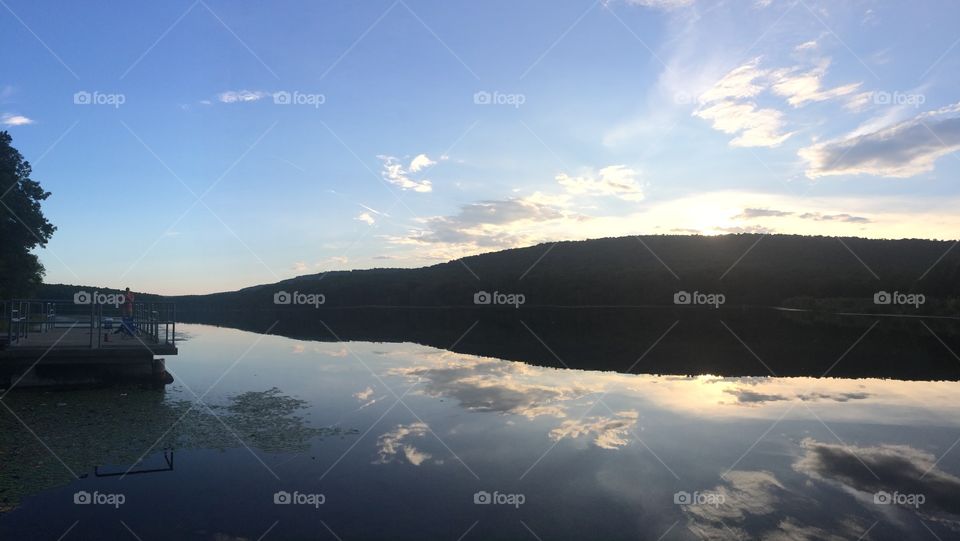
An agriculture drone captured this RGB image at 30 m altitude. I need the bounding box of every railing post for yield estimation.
[89,299,94,348]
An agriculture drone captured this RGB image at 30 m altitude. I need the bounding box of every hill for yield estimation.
[154,234,960,313]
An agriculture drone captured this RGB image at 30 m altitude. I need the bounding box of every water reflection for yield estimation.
[0,386,356,513]
[179,307,960,380]
[1,323,959,540]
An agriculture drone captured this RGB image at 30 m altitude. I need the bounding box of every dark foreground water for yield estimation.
[2,322,960,540]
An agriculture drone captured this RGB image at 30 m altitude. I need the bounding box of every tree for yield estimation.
[0,131,56,298]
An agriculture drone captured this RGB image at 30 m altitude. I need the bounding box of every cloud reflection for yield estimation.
[794,438,960,516]
[683,470,869,540]
[549,411,639,449]
[375,422,433,466]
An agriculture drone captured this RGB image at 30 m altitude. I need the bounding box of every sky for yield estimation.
[2,0,959,294]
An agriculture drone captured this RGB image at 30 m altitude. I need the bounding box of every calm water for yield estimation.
[2,323,960,540]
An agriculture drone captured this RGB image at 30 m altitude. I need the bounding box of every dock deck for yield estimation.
[2,298,177,387]
[2,325,178,360]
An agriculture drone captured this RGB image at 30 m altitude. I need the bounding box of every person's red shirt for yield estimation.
[123,291,135,317]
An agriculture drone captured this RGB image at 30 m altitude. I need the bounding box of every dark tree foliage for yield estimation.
[158,233,960,313]
[0,131,56,298]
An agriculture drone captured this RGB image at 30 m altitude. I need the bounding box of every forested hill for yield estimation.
[151,234,960,312]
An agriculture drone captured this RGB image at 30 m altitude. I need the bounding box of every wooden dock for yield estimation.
[2,326,177,358]
[1,299,177,388]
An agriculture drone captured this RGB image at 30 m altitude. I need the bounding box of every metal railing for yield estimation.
[5,298,176,349]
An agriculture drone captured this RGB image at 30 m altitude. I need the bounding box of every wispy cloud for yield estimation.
[549,410,639,449]
[694,60,793,148]
[556,165,645,201]
[621,0,694,9]
[799,102,960,178]
[797,212,870,223]
[408,153,436,172]
[694,56,861,147]
[217,90,270,103]
[397,195,570,250]
[378,155,433,192]
[770,59,861,107]
[356,212,375,225]
[1,113,34,126]
[734,208,793,219]
[375,422,433,466]
[734,208,870,223]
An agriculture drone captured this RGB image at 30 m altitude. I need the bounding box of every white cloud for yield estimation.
[799,102,960,178]
[622,0,694,9]
[695,100,793,147]
[390,354,601,420]
[556,165,645,201]
[697,59,768,103]
[548,410,639,449]
[217,90,270,103]
[292,261,308,272]
[356,212,375,225]
[770,59,861,107]
[375,422,432,466]
[408,153,436,172]
[844,91,874,112]
[1,113,34,126]
[387,194,577,259]
[378,155,432,192]
[354,387,374,402]
[694,60,793,148]
[694,57,860,147]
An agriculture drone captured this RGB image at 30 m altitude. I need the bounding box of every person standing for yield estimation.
[122,287,135,317]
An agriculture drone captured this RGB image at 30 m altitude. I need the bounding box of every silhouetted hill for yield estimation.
[159,234,960,313]
[31,234,960,379]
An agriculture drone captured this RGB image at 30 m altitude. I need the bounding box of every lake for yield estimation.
[2,315,960,540]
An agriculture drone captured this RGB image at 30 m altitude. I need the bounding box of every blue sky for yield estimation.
[2,0,959,294]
